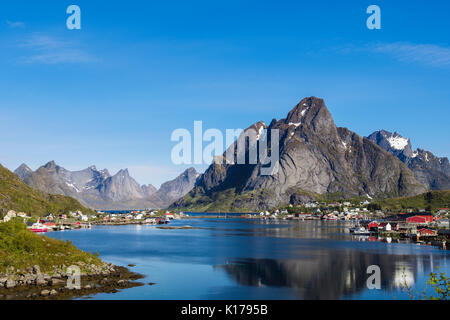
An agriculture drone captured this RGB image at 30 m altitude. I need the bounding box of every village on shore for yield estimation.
[2,197,449,250]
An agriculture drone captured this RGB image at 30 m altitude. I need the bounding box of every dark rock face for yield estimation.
[174,97,427,210]
[367,130,450,190]
[406,149,450,190]
[290,194,316,205]
[15,162,198,210]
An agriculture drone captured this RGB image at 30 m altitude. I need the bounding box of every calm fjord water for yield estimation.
[47,219,450,300]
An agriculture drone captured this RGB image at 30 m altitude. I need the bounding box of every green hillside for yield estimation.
[0,164,94,218]
[371,190,450,212]
[0,220,102,274]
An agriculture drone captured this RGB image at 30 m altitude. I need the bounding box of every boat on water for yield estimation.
[348,222,363,233]
[353,227,371,235]
[30,223,48,233]
[156,217,169,225]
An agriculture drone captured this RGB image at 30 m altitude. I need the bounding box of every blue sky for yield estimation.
[0,0,449,187]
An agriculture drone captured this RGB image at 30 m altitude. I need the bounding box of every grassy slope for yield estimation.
[371,190,450,212]
[0,164,95,217]
[0,220,102,274]
[172,188,271,213]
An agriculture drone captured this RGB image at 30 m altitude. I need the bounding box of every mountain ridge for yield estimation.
[14,162,198,210]
[172,97,428,211]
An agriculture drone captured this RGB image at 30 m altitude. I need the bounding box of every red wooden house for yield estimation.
[406,216,432,224]
[417,228,436,236]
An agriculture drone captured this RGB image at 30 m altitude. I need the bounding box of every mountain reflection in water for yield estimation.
[217,252,434,299]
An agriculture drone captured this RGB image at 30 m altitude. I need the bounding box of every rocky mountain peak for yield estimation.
[367,130,413,160]
[43,160,57,170]
[14,163,32,180]
[285,97,329,122]
[115,169,130,178]
[367,130,450,190]
[282,97,336,137]
[154,167,201,206]
[183,167,198,177]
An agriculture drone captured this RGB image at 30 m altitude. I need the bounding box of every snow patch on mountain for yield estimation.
[342,141,348,150]
[288,122,302,127]
[387,136,409,150]
[301,107,309,117]
[66,182,80,193]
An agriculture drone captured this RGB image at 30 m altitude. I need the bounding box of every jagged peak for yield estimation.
[43,160,58,169]
[100,168,111,177]
[286,97,326,123]
[16,163,32,171]
[282,97,337,134]
[184,167,198,175]
[116,168,130,176]
[14,163,33,180]
[244,121,267,134]
[368,130,412,153]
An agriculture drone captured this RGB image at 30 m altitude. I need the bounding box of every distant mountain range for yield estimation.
[0,164,93,217]
[14,162,199,210]
[367,130,450,190]
[172,97,434,211]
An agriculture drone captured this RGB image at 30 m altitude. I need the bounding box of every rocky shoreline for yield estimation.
[0,262,145,300]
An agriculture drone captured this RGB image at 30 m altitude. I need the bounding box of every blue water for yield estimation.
[47,219,450,300]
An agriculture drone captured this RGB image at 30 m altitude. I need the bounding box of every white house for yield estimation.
[3,210,17,222]
[305,202,318,208]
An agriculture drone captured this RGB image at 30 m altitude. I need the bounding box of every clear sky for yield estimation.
[0,0,449,187]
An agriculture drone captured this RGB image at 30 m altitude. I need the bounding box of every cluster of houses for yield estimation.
[370,211,450,238]
[257,202,450,247]
[2,210,31,222]
[0,209,95,233]
[270,200,378,221]
[97,210,180,225]
[43,210,94,222]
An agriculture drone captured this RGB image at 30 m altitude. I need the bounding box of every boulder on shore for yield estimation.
[40,290,50,296]
[5,280,16,289]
